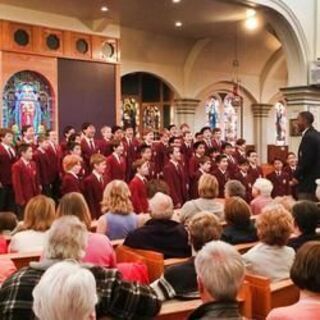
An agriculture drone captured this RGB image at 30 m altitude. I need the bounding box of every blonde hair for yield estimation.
[273,196,296,212]
[33,261,97,320]
[56,193,92,230]
[63,154,82,172]
[23,195,55,231]
[101,180,133,214]
[198,174,218,199]
[257,205,294,246]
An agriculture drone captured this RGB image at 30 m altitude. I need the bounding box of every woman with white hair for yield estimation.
[250,178,274,215]
[33,261,98,320]
[124,192,191,258]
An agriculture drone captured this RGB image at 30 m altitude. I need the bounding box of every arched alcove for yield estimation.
[2,70,55,136]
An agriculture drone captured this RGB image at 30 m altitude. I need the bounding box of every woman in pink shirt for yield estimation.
[268,241,320,320]
[250,178,273,215]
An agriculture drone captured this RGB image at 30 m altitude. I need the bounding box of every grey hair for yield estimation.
[44,216,88,261]
[195,240,245,301]
[224,180,246,199]
[253,178,273,197]
[149,192,174,220]
[33,261,97,320]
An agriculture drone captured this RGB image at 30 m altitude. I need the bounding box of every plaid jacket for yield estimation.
[0,260,161,320]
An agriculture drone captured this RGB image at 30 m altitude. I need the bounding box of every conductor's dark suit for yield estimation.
[294,127,320,196]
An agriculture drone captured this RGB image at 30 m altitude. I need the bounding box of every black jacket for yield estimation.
[221,222,258,245]
[295,127,320,193]
[287,232,320,252]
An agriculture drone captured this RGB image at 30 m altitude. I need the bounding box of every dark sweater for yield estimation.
[287,232,320,252]
[221,222,258,245]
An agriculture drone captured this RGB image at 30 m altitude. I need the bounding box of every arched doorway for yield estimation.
[121,72,175,134]
[3,70,54,136]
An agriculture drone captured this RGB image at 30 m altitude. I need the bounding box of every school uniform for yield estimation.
[80,138,100,174]
[234,149,246,163]
[105,153,126,181]
[181,143,193,174]
[226,155,238,178]
[99,138,113,157]
[122,137,140,182]
[153,142,169,176]
[60,172,82,196]
[129,174,149,213]
[46,141,61,201]
[248,164,263,184]
[212,168,230,198]
[188,155,202,180]
[146,161,157,181]
[267,170,290,198]
[33,148,51,196]
[233,170,254,202]
[283,165,298,199]
[212,139,223,152]
[189,169,205,199]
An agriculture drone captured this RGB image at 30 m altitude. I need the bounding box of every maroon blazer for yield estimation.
[105,154,126,181]
[248,165,263,184]
[153,142,168,175]
[212,139,224,152]
[284,166,298,199]
[12,159,40,206]
[189,169,204,200]
[163,161,188,208]
[0,144,17,186]
[46,143,60,183]
[234,149,246,163]
[181,143,193,172]
[60,172,82,196]
[212,169,230,198]
[188,155,201,180]
[129,176,149,214]
[227,155,238,178]
[267,171,290,198]
[83,173,105,219]
[122,137,140,181]
[233,171,254,202]
[33,149,50,186]
[98,139,113,157]
[146,161,157,181]
[80,138,100,173]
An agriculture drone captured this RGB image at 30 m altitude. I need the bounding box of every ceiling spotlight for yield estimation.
[245,16,258,30]
[172,0,181,3]
[101,6,109,12]
[175,21,183,28]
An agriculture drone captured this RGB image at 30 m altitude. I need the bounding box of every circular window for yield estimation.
[14,29,29,46]
[76,38,89,54]
[102,42,115,58]
[46,34,60,50]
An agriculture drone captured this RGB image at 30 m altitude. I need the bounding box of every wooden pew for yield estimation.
[234,241,258,254]
[111,238,124,248]
[157,280,252,320]
[245,273,299,319]
[2,251,41,269]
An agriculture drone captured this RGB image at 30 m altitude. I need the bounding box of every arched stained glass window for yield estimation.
[274,101,287,145]
[121,97,139,130]
[142,104,161,131]
[3,71,54,136]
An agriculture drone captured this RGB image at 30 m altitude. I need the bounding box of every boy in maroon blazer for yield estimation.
[18,125,37,151]
[200,126,213,154]
[284,152,298,199]
[140,145,157,180]
[234,138,247,163]
[267,158,290,198]
[189,156,212,199]
[221,142,238,177]
[99,126,113,157]
[60,125,76,156]
[153,129,170,176]
[181,131,193,172]
[105,140,126,181]
[247,149,263,183]
[188,141,206,180]
[212,128,224,152]
[163,146,188,208]
[123,125,140,182]
[80,122,100,175]
[12,144,40,219]
[0,128,17,211]
[33,135,51,196]
[83,154,107,220]
[212,154,230,198]
[233,158,254,203]
[129,159,149,214]
[60,154,83,196]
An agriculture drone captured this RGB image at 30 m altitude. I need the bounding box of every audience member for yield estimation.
[273,195,296,212]
[180,174,223,224]
[0,211,17,253]
[0,216,161,319]
[146,179,170,199]
[152,212,222,301]
[221,197,258,245]
[288,201,320,251]
[57,192,116,267]
[0,257,16,285]
[188,241,245,320]
[9,195,55,253]
[33,261,98,320]
[224,179,246,200]
[250,178,273,215]
[97,180,141,240]
[267,241,320,320]
[124,192,191,258]
[242,205,295,282]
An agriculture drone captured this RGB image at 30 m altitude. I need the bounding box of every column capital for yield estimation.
[280,86,320,106]
[174,98,200,115]
[251,103,273,118]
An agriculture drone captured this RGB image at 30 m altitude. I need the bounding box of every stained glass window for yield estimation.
[274,101,287,145]
[142,104,161,131]
[121,97,139,131]
[3,71,53,136]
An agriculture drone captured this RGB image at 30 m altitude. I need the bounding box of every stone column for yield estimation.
[281,86,320,153]
[174,98,200,129]
[251,103,273,163]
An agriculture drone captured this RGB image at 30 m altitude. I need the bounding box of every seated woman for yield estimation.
[221,197,258,245]
[9,195,55,253]
[151,211,222,300]
[97,180,143,241]
[180,174,223,224]
[0,257,16,285]
[250,178,273,215]
[268,242,320,320]
[124,192,191,259]
[33,261,98,320]
[242,204,295,282]
[56,192,116,267]
[224,180,246,200]
[0,212,18,254]
[288,201,320,251]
